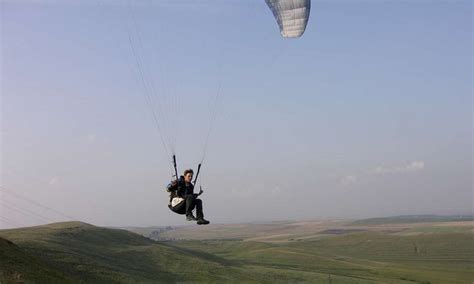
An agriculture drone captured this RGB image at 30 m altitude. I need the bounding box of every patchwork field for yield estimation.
[1,216,473,283]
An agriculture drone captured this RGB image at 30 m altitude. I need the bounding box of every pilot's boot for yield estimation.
[197,218,210,225]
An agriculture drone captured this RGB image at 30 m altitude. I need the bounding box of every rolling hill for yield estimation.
[0,236,70,283]
[0,222,262,283]
[1,219,473,283]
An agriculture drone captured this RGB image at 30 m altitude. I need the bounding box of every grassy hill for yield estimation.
[1,220,473,283]
[0,236,71,283]
[170,230,474,284]
[0,222,365,283]
[0,222,264,283]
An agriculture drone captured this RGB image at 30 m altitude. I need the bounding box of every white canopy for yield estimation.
[266,0,311,38]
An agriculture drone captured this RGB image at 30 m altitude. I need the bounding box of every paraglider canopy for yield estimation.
[266,0,311,38]
[125,0,312,182]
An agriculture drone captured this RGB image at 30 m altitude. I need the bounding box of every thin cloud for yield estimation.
[370,161,425,175]
[340,161,425,186]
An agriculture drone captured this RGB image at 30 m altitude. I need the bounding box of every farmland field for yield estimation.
[1,216,473,283]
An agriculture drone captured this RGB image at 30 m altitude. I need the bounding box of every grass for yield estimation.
[1,220,473,283]
[171,231,474,283]
[0,237,72,283]
[0,222,250,283]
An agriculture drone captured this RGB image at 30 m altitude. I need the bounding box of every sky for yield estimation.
[1,0,472,228]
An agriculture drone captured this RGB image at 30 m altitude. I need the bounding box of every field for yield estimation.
[1,216,473,283]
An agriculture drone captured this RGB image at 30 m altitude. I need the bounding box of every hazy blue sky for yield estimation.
[1,0,472,228]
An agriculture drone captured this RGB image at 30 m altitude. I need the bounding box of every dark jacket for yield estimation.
[166,176,194,201]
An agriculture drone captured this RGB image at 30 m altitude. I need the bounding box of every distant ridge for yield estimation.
[350,214,474,225]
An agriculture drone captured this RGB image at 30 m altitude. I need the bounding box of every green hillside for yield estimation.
[0,222,358,283]
[0,222,258,283]
[1,221,473,283]
[0,236,71,283]
[171,230,474,284]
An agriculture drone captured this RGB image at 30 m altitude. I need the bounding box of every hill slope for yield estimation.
[1,222,352,283]
[1,221,473,283]
[0,222,259,283]
[0,236,71,283]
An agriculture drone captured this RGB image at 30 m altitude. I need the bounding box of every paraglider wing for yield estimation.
[265,0,311,38]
